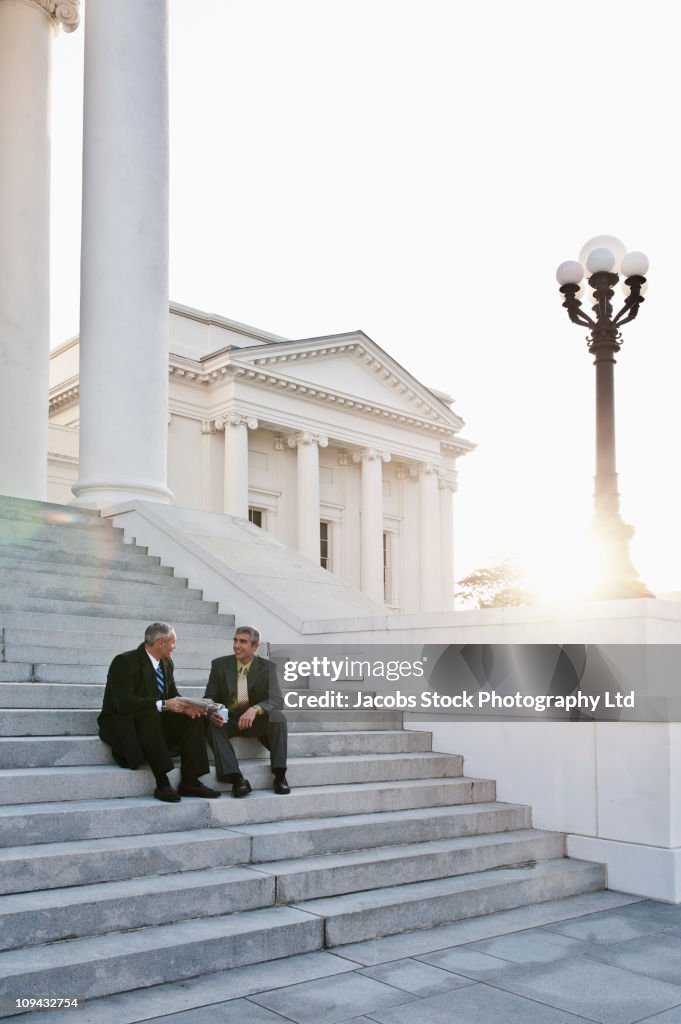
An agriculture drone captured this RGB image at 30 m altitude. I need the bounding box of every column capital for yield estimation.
[418,461,439,476]
[215,412,259,431]
[287,431,328,449]
[200,419,217,435]
[351,448,391,464]
[438,471,458,493]
[396,463,419,480]
[4,0,81,31]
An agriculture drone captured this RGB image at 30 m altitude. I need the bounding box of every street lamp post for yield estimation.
[556,239,653,600]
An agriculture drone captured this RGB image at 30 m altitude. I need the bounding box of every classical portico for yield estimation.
[49,307,475,612]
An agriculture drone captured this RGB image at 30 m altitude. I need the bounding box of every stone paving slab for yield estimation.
[357,957,471,996]
[465,926,599,964]
[582,932,681,987]
[491,955,681,1024]
[366,984,595,1023]
[249,972,419,1024]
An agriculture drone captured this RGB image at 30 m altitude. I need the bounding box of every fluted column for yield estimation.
[419,462,441,612]
[217,412,257,518]
[73,0,173,507]
[288,432,328,563]
[439,471,457,611]
[0,0,79,499]
[353,448,390,604]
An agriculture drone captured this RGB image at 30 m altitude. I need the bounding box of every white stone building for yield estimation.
[49,303,474,614]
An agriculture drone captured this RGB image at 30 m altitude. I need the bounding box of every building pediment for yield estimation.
[223,332,466,433]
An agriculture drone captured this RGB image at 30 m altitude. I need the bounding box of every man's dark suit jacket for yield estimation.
[204,654,283,715]
[98,642,179,768]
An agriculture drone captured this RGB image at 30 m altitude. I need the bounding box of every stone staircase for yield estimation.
[0,495,605,1014]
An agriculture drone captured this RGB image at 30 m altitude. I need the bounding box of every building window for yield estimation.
[248,508,264,528]
[320,521,330,570]
[383,531,393,603]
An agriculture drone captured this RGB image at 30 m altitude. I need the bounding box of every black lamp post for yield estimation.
[556,239,653,600]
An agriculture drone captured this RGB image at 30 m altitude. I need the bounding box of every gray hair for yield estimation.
[145,622,174,645]
[234,625,260,644]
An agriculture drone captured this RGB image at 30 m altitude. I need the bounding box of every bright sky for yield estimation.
[50,0,681,597]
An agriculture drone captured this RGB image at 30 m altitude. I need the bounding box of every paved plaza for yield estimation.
[17,889,681,1024]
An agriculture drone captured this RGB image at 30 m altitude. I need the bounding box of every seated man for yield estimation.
[98,621,220,803]
[205,625,290,797]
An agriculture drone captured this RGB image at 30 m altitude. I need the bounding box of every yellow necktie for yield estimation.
[237,664,249,708]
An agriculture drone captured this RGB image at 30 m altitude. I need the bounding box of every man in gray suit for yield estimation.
[205,625,289,797]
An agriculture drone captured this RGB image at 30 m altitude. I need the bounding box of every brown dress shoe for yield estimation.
[153,784,181,803]
[177,781,221,799]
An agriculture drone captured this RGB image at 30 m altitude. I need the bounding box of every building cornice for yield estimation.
[49,376,79,414]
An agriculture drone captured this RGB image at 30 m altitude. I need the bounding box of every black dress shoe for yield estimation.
[232,778,252,798]
[273,775,290,795]
[177,781,221,799]
[154,784,181,803]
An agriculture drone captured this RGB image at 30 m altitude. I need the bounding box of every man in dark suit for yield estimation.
[205,625,290,797]
[99,622,220,803]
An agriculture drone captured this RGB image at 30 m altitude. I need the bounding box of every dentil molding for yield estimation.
[2,0,81,31]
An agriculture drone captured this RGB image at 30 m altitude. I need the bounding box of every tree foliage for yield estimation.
[456,558,536,609]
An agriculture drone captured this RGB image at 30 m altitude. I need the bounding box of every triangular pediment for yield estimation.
[225,333,464,429]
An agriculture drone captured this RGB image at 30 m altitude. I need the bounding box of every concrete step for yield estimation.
[2,626,227,654]
[0,707,405,736]
[0,728,432,767]
[0,828,252,896]
[0,504,114,532]
[0,611,233,637]
[0,830,561,949]
[0,665,31,682]
[33,664,209,684]
[0,777,496,847]
[0,594,225,622]
[293,858,606,946]
[0,538,161,566]
[0,864,273,952]
[0,796,212,848]
[0,555,182,586]
[0,864,276,953]
[0,682,360,709]
[0,570,205,604]
[1,644,225,668]
[261,829,565,903]
[0,496,102,520]
[236,801,531,862]
[0,905,324,1002]
[0,753,463,805]
[207,776,496,828]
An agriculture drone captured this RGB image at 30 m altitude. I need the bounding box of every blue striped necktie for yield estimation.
[155,663,165,696]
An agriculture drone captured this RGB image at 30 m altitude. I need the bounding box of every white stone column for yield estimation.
[217,412,257,518]
[288,432,328,563]
[73,0,173,508]
[439,471,457,611]
[419,462,441,612]
[353,448,391,604]
[0,0,79,500]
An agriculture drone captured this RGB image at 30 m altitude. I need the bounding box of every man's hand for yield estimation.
[238,706,258,730]
[165,697,204,718]
[208,711,225,728]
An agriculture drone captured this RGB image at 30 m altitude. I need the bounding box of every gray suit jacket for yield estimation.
[204,654,283,715]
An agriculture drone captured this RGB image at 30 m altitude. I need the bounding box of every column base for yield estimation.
[71,476,174,509]
[590,514,654,600]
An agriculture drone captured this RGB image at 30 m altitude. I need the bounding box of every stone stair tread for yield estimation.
[294,857,601,915]
[290,857,605,947]
[0,611,232,635]
[0,865,274,950]
[0,556,181,584]
[254,828,555,876]
[0,904,322,980]
[0,827,246,865]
